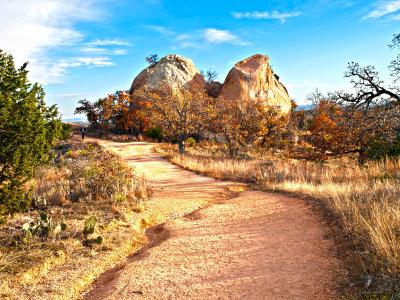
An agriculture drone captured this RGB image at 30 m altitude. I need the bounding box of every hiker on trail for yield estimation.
[80,126,85,140]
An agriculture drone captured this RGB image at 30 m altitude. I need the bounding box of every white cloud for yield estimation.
[363,0,400,19]
[85,39,132,46]
[172,28,247,48]
[204,29,238,43]
[32,57,115,84]
[147,25,247,48]
[80,47,128,55]
[0,1,130,85]
[0,0,102,84]
[232,11,301,23]
[59,57,115,68]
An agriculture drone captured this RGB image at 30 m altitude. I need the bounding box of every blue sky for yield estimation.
[1,0,399,118]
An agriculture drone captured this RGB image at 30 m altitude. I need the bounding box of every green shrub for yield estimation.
[77,150,90,156]
[367,136,400,160]
[169,136,178,144]
[60,123,72,140]
[145,126,164,142]
[0,50,63,215]
[186,137,196,147]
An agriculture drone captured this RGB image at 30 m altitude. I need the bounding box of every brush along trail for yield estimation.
[82,140,340,299]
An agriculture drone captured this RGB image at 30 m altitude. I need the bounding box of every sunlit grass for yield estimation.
[0,140,152,298]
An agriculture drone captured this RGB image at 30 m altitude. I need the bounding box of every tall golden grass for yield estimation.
[156,144,400,296]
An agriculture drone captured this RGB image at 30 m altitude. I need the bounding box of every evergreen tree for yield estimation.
[0,50,62,215]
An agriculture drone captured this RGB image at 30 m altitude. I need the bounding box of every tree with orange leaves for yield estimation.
[210,96,285,157]
[308,92,399,162]
[308,100,349,159]
[135,84,215,153]
[74,91,150,134]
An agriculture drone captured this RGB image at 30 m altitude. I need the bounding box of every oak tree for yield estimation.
[135,83,214,153]
[211,97,285,157]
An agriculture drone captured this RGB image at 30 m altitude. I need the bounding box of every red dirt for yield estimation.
[82,140,341,299]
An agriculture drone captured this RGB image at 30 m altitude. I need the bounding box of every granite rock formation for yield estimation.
[219,54,291,114]
[129,55,206,94]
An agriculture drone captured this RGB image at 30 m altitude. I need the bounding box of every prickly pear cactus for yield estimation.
[21,223,33,244]
[84,216,97,237]
[95,236,103,245]
[60,220,67,231]
[40,212,48,222]
[22,223,30,232]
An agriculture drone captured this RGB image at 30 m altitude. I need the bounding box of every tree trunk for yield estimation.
[178,138,185,154]
[228,142,238,158]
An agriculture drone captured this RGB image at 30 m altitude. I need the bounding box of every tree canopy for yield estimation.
[75,91,150,134]
[307,34,400,162]
[135,83,215,153]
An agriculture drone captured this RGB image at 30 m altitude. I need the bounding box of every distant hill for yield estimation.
[62,118,88,125]
[296,104,314,111]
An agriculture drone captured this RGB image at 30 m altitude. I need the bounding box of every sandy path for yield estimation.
[83,140,340,299]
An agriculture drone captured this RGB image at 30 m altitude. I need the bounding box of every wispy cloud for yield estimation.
[232,11,301,23]
[79,39,131,56]
[0,0,101,84]
[203,28,244,44]
[85,39,132,46]
[80,47,127,55]
[36,57,115,84]
[363,0,400,20]
[147,25,247,48]
[147,25,176,36]
[0,1,131,85]
[58,57,115,68]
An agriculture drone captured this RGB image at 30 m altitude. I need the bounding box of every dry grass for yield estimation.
[0,140,152,298]
[156,143,400,297]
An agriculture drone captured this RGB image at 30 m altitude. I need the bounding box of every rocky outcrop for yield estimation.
[219,54,291,115]
[205,81,223,98]
[129,55,206,94]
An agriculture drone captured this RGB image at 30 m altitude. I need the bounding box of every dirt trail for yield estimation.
[83,140,340,299]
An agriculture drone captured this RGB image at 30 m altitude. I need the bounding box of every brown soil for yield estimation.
[82,140,341,299]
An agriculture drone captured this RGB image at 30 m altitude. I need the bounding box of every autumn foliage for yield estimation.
[308,97,399,162]
[75,91,150,134]
[134,84,215,153]
[308,101,348,159]
[211,96,286,157]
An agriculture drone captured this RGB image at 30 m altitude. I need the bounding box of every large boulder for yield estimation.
[129,55,206,94]
[219,54,291,115]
